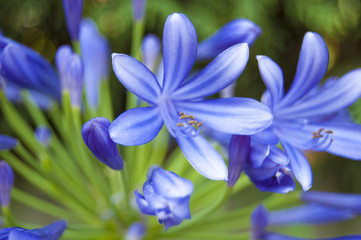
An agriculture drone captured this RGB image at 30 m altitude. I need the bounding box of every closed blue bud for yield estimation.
[197,19,261,60]
[0,43,61,101]
[62,0,83,41]
[79,19,110,109]
[227,135,250,187]
[0,135,17,151]
[0,219,67,240]
[250,205,268,240]
[126,222,146,240]
[131,0,147,21]
[134,167,193,230]
[35,126,52,147]
[0,161,14,207]
[56,45,84,108]
[141,34,161,72]
[81,117,123,170]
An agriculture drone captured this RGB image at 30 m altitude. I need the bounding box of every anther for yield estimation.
[197,122,204,127]
[318,128,325,133]
[176,123,184,127]
[188,115,195,120]
[179,115,189,119]
[179,112,185,116]
[188,120,198,125]
[325,130,333,134]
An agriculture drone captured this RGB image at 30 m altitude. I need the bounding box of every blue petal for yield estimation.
[265,233,361,240]
[176,135,228,181]
[62,0,83,40]
[252,172,295,194]
[227,135,250,187]
[112,54,161,104]
[175,98,272,135]
[8,230,39,240]
[249,139,270,168]
[169,197,192,220]
[35,126,51,147]
[109,107,163,146]
[134,190,155,215]
[162,13,197,94]
[172,43,249,100]
[131,0,146,21]
[197,19,261,60]
[301,191,361,214]
[277,32,329,108]
[80,19,110,109]
[275,69,361,119]
[141,34,161,72]
[268,204,355,226]
[0,135,17,150]
[257,55,284,107]
[0,44,61,101]
[35,220,67,240]
[282,142,312,191]
[250,205,268,240]
[126,222,146,240]
[252,126,279,145]
[0,161,14,206]
[150,168,193,198]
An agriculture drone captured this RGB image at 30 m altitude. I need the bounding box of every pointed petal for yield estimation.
[134,190,155,215]
[277,32,329,108]
[172,43,249,100]
[227,135,250,187]
[250,205,268,240]
[282,142,312,191]
[162,13,197,94]
[249,140,270,168]
[176,135,228,181]
[109,107,163,146]
[37,220,67,239]
[175,98,272,135]
[0,135,18,150]
[112,54,161,104]
[257,55,284,106]
[197,19,261,60]
[62,0,83,40]
[275,69,361,119]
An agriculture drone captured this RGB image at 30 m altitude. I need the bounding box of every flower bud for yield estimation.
[126,222,146,240]
[62,0,83,41]
[0,161,14,207]
[81,117,124,170]
[227,135,250,187]
[131,0,147,21]
[141,34,161,72]
[134,167,193,230]
[35,126,52,147]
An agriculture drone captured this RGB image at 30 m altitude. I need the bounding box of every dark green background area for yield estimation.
[1,0,361,237]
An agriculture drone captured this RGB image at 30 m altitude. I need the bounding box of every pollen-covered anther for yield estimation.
[188,120,198,125]
[180,115,189,119]
[325,130,333,134]
[179,112,185,116]
[176,123,185,127]
[196,122,204,127]
[176,112,204,138]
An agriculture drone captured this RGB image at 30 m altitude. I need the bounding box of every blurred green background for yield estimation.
[1,0,361,238]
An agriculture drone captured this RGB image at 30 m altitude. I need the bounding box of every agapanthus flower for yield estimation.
[82,117,124,170]
[0,220,67,240]
[62,0,83,41]
[0,161,14,207]
[134,167,193,230]
[79,19,110,109]
[110,13,272,180]
[141,34,161,72]
[251,204,359,240]
[255,32,361,190]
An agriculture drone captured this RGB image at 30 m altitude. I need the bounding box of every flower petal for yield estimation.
[62,0,83,40]
[162,13,197,94]
[227,135,250,187]
[112,54,161,104]
[0,135,17,151]
[275,69,361,119]
[257,55,284,106]
[277,32,329,108]
[282,142,312,191]
[109,107,163,146]
[176,135,228,181]
[141,34,161,72]
[172,43,249,100]
[175,98,272,135]
[249,139,270,168]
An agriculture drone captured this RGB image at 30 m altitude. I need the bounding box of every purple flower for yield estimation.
[134,167,193,230]
[62,0,83,41]
[0,161,14,207]
[197,19,261,61]
[0,220,67,240]
[81,117,124,170]
[255,32,361,190]
[110,13,272,180]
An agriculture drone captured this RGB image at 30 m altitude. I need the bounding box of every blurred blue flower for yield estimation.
[110,13,272,180]
[62,0,83,41]
[197,19,261,61]
[79,19,110,109]
[126,222,146,240]
[56,45,84,108]
[141,34,161,72]
[82,117,124,170]
[35,126,52,147]
[255,32,361,190]
[0,220,67,240]
[134,167,193,230]
[0,161,14,207]
[0,135,17,151]
[131,0,147,21]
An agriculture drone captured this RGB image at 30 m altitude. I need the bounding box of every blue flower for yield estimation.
[141,34,161,72]
[251,204,359,240]
[131,0,147,21]
[110,13,272,180]
[0,161,14,207]
[62,0,83,41]
[255,32,361,190]
[126,222,146,240]
[79,19,110,109]
[35,126,52,147]
[134,167,193,230]
[197,19,261,61]
[0,135,17,151]
[81,117,124,170]
[0,220,67,240]
[55,45,84,108]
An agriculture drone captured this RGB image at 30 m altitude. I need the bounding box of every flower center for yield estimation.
[175,112,203,138]
[308,128,333,151]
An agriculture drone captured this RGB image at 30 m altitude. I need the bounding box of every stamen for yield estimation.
[179,112,185,116]
[197,122,204,127]
[175,112,204,138]
[188,120,198,125]
[307,128,334,151]
[188,115,195,120]
[179,115,189,119]
[176,123,184,127]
